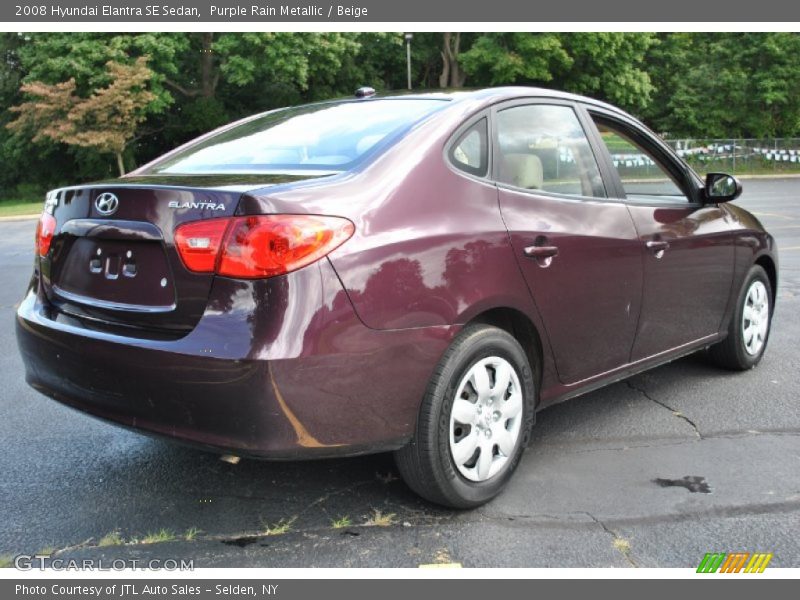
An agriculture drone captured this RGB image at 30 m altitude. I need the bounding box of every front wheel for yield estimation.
[708,264,773,370]
[395,325,536,508]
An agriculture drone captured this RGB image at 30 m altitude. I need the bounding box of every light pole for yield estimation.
[404,33,413,90]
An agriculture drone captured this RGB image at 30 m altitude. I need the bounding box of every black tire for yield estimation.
[708,265,773,370]
[394,324,536,509]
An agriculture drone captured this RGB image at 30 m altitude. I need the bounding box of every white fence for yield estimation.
[664,138,800,173]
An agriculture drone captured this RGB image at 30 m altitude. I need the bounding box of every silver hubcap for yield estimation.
[742,280,769,356]
[449,356,523,482]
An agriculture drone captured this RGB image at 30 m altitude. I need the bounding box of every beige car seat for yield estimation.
[499,153,544,189]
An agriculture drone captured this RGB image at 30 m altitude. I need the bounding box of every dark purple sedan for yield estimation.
[16,87,777,507]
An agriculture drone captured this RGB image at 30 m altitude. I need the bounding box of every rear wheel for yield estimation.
[708,265,772,370]
[395,325,536,508]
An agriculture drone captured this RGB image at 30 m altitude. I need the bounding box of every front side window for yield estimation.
[592,119,688,203]
[495,104,606,198]
[142,99,448,175]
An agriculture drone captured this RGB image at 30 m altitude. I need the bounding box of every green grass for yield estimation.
[98,531,125,547]
[688,163,800,177]
[184,527,201,541]
[330,516,352,529]
[0,555,13,568]
[600,132,633,151]
[259,516,297,536]
[0,198,41,218]
[138,529,176,544]
[364,509,396,527]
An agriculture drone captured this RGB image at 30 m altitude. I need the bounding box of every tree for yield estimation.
[4,32,800,195]
[0,33,32,194]
[557,33,655,111]
[4,33,185,186]
[8,57,156,176]
[458,33,655,112]
[459,33,570,86]
[162,32,218,99]
[439,33,466,88]
[16,33,180,111]
[644,33,800,138]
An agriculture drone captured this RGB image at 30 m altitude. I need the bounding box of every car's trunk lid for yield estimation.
[40,174,321,335]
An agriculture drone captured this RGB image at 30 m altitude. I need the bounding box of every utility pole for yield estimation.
[404,33,413,90]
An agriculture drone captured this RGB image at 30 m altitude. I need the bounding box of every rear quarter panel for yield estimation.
[238,100,538,327]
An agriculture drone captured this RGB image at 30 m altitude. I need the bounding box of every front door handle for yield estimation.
[524,245,559,259]
[646,240,670,258]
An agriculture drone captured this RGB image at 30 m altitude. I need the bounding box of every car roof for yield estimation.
[359,87,631,119]
[201,88,632,141]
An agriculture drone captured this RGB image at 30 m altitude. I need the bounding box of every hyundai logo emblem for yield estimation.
[95,192,119,216]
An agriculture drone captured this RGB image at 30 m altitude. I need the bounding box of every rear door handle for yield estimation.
[524,245,559,259]
[646,240,669,250]
[646,240,670,258]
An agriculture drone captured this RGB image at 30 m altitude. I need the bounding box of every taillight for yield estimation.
[174,215,354,279]
[35,213,57,257]
[173,219,229,273]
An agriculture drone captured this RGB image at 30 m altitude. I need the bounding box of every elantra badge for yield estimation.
[168,201,226,211]
[95,192,119,216]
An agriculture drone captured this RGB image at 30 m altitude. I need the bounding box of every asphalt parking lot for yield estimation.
[1,178,799,568]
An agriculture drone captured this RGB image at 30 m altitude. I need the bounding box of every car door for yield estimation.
[494,100,644,385]
[584,108,735,361]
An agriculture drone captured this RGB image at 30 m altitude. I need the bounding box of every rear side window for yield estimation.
[449,118,488,177]
[142,99,448,175]
[495,104,606,198]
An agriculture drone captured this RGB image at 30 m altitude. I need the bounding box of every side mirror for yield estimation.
[704,172,742,203]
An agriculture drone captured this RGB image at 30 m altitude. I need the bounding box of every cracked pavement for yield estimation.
[625,379,703,438]
[1,178,799,567]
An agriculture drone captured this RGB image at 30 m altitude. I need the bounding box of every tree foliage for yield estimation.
[557,33,655,110]
[1,32,798,195]
[460,33,570,86]
[643,33,800,138]
[8,57,156,176]
[459,33,655,110]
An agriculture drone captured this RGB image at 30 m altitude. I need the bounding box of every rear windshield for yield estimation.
[142,99,448,175]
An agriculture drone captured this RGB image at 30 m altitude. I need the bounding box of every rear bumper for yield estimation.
[16,260,456,459]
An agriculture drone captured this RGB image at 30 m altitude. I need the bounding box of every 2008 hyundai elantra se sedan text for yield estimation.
[17,87,778,507]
